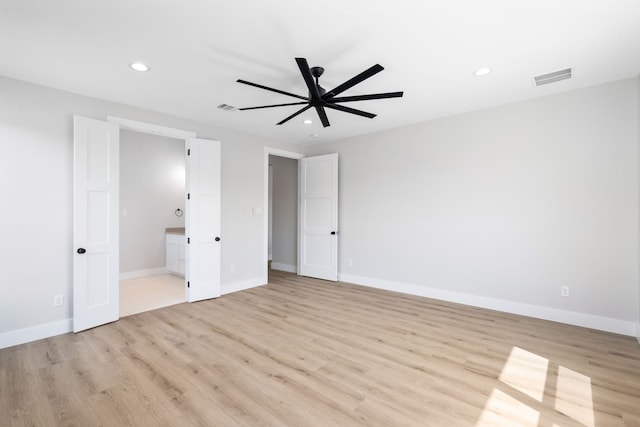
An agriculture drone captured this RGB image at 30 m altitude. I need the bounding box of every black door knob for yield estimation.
[77,248,86,254]
[330,231,336,235]
[215,237,221,242]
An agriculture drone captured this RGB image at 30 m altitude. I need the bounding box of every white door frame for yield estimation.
[107,116,196,302]
[108,116,197,140]
[263,147,305,284]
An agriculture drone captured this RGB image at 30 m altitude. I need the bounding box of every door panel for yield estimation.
[299,153,338,281]
[73,116,120,332]
[186,138,221,302]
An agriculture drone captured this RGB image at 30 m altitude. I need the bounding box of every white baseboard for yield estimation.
[0,318,72,349]
[6,274,634,349]
[339,273,637,337]
[270,262,296,273]
[637,323,640,344]
[222,276,267,295]
[119,267,166,280]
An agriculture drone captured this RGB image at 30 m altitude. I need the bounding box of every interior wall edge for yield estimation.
[339,273,637,337]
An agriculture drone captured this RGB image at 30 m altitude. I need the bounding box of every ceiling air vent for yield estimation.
[534,68,572,86]
[217,103,237,112]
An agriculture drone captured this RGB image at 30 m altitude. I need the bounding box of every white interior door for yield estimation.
[73,116,120,332]
[299,153,338,281]
[186,138,221,302]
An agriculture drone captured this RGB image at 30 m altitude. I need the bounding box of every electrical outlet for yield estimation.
[230,265,236,274]
[54,294,63,306]
[561,286,569,297]
[348,258,353,267]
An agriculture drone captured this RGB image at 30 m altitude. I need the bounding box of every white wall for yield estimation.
[307,78,639,334]
[120,130,185,274]
[637,74,640,340]
[268,164,273,260]
[0,76,303,346]
[270,155,298,271]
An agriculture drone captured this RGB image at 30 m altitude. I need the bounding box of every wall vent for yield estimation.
[534,68,572,86]
[217,103,237,111]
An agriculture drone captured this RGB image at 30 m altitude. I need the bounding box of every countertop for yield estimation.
[165,227,185,235]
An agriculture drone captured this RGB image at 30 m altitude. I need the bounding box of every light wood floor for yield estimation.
[2,270,640,426]
[120,274,185,317]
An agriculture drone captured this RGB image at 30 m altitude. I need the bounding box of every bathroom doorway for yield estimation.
[118,129,186,316]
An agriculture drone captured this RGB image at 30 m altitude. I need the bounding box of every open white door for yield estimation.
[299,153,338,281]
[185,138,221,302]
[73,116,120,332]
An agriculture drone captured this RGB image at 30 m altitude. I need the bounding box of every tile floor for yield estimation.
[119,274,185,317]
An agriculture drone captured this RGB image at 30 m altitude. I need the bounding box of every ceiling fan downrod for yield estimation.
[310,66,326,97]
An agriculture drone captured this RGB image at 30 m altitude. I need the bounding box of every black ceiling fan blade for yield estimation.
[323,102,376,119]
[323,64,384,99]
[239,101,308,111]
[315,105,330,127]
[277,104,312,125]
[295,58,321,100]
[330,91,404,103]
[237,79,308,101]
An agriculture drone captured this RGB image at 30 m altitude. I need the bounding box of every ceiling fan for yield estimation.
[236,58,403,127]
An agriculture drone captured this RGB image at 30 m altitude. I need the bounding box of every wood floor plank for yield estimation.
[2,269,640,426]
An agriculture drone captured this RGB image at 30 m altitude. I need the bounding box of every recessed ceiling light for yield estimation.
[130,62,150,72]
[303,119,313,124]
[474,67,492,76]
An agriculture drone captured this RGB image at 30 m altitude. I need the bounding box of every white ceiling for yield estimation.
[2,0,639,145]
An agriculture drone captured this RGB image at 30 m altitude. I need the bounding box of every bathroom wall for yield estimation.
[120,130,185,275]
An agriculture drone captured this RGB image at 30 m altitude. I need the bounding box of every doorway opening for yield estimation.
[118,129,186,316]
[268,154,299,276]
[263,148,305,283]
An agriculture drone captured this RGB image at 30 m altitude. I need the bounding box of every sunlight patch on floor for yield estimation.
[476,346,595,427]
[555,365,595,427]
[476,388,540,427]
[499,346,549,402]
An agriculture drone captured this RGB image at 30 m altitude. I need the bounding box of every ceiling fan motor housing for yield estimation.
[310,66,324,78]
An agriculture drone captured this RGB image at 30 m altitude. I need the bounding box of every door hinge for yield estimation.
[187,237,190,244]
[187,148,191,156]
[187,281,190,288]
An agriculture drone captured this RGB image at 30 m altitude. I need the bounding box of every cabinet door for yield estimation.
[166,241,180,273]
